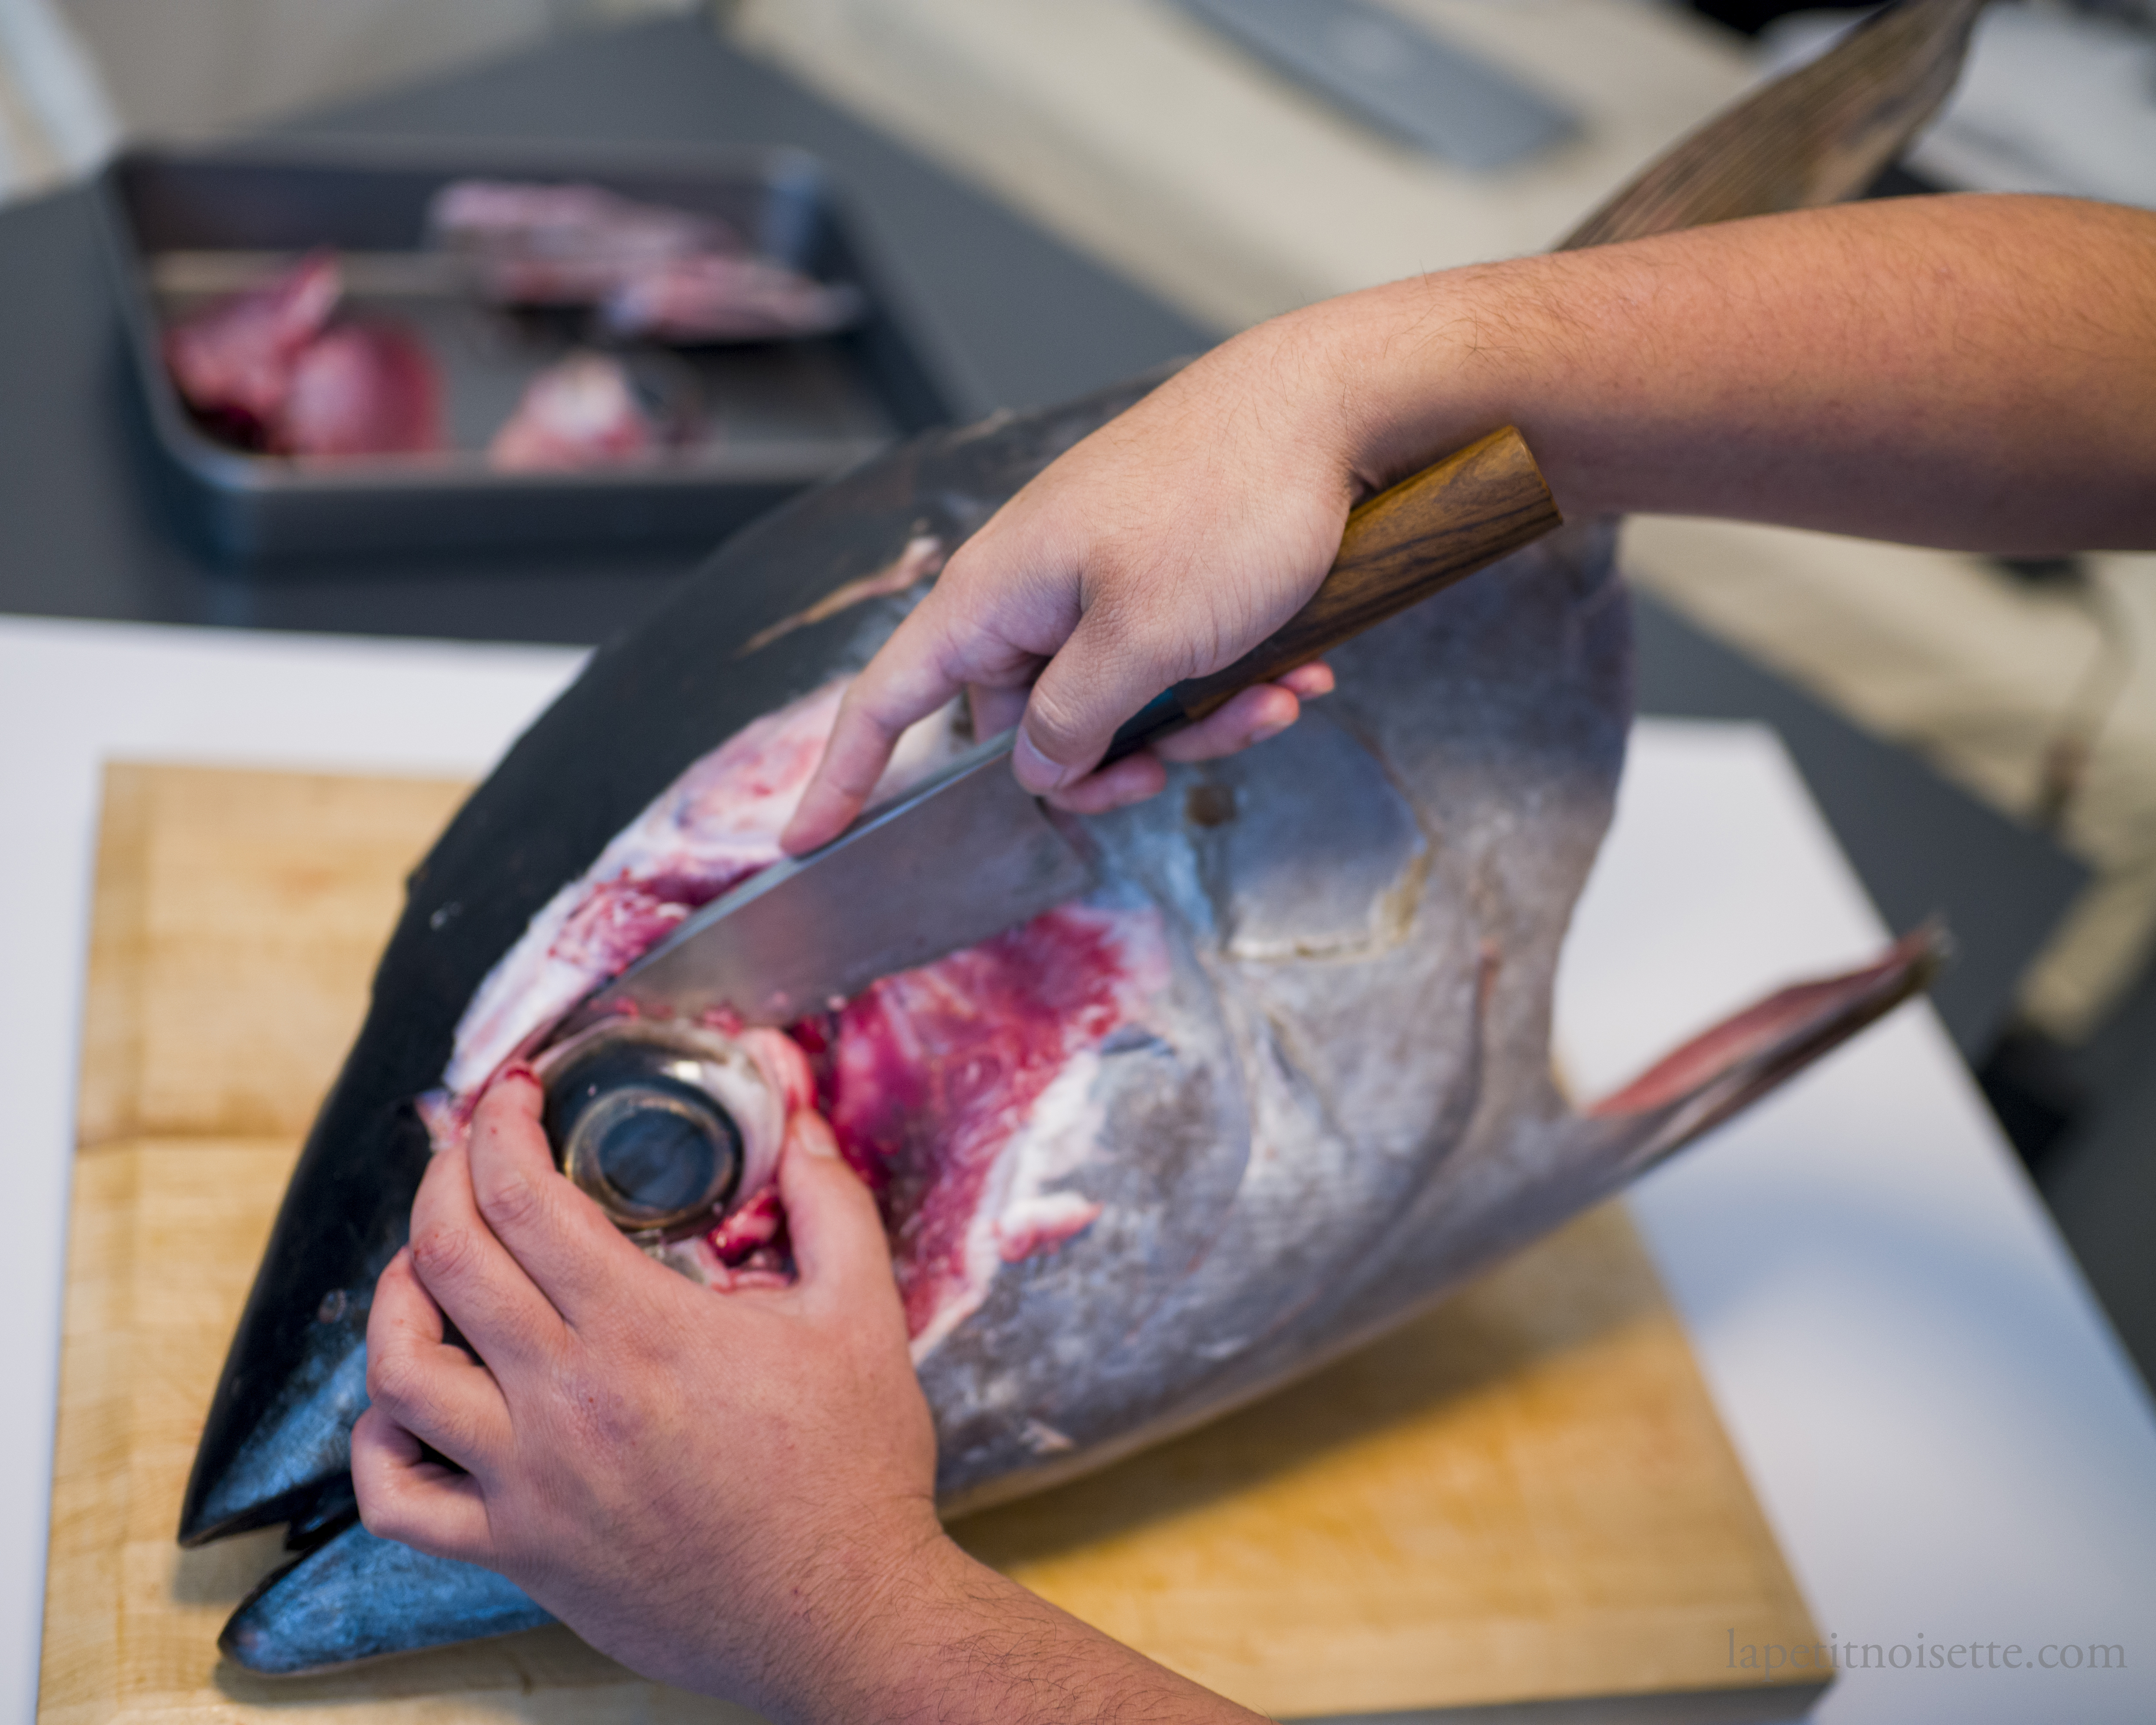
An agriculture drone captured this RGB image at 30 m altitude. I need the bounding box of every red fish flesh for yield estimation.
[427,675,1170,1346]
[486,352,659,472]
[600,253,866,342]
[429,178,734,306]
[164,252,443,458]
[162,249,341,441]
[275,323,442,459]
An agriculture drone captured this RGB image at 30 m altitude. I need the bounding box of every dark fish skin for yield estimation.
[188,0,1980,1672]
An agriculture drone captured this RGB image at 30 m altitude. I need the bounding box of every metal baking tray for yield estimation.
[98,139,957,566]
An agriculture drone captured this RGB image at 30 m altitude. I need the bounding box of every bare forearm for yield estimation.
[786,1538,1269,1725]
[787,192,2154,847]
[1289,194,2156,554]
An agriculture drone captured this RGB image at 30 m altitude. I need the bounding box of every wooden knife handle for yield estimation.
[1104,425,1561,763]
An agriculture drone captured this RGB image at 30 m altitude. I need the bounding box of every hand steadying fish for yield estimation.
[182,0,2156,1710]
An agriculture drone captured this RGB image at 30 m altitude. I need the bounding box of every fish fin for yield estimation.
[1560,0,1982,250]
[1581,923,1946,1177]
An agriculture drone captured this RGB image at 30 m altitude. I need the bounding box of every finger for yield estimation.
[1043,752,1168,816]
[967,682,1029,746]
[781,614,978,855]
[1278,659,1335,700]
[1010,603,1181,794]
[1152,684,1301,765]
[772,1112,899,1313]
[1046,657,1339,803]
[462,1069,657,1329]
[352,1403,494,1566]
[407,1093,566,1368]
[365,1246,512,1469]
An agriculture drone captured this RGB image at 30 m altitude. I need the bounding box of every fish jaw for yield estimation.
[222,1521,549,1675]
[178,1081,432,1547]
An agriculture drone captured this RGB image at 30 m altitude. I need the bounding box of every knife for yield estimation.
[564,423,1559,1031]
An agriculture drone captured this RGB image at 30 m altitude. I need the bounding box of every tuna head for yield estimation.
[188,377,1936,1675]
[188,1,1983,1666]
[185,0,1983,1673]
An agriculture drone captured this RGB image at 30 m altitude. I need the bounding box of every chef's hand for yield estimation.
[781,321,1352,853]
[355,1074,1264,1725]
[352,1072,932,1701]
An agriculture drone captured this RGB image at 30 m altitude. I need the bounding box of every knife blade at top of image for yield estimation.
[568,424,1560,1032]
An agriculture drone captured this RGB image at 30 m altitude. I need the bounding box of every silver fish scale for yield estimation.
[923,519,1629,1509]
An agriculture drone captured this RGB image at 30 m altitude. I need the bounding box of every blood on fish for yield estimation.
[547,880,696,972]
[435,677,1155,1342]
[819,905,1159,1341]
[706,1187,787,1265]
[443,685,850,1098]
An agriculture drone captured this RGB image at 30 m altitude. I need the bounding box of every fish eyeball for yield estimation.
[533,1021,781,1241]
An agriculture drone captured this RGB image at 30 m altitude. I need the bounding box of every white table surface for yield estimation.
[3,614,2152,1724]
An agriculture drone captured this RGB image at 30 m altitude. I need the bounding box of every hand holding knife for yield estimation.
[567,426,1560,1034]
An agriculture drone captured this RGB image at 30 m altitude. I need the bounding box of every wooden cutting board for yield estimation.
[42,762,1831,1725]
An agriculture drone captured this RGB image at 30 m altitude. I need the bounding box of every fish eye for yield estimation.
[539,1028,749,1240]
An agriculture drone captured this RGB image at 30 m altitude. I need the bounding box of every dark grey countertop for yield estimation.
[0,18,1209,645]
[0,14,2081,1059]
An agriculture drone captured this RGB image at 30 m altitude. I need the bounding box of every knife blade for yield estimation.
[568,423,1559,1030]
[571,729,1091,1029]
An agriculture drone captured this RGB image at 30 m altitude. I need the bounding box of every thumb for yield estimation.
[1012,605,1189,793]
[775,1112,899,1312]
